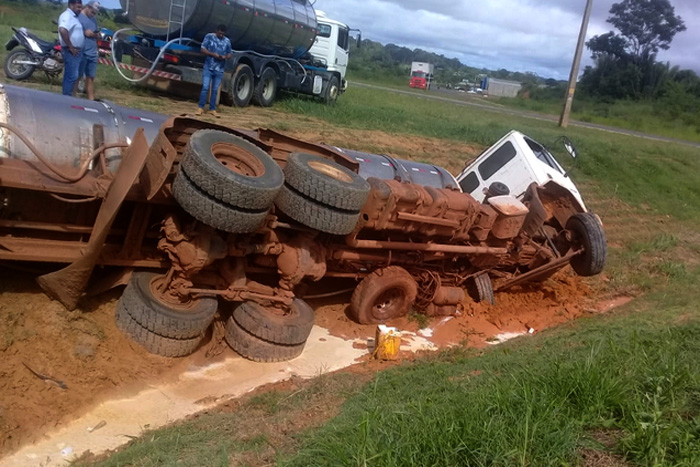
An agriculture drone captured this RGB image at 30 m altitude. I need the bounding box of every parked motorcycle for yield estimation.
[4,27,63,81]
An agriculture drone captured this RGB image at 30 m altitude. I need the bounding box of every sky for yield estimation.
[99,0,698,80]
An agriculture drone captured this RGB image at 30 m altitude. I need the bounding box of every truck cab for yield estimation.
[455,131,585,209]
[309,11,351,91]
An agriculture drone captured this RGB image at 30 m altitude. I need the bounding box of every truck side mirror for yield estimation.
[562,136,578,159]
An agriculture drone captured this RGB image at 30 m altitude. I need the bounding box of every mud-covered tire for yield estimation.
[4,49,35,80]
[284,153,370,211]
[232,299,314,345]
[229,64,254,108]
[117,272,218,339]
[252,66,278,107]
[225,316,305,362]
[115,305,203,357]
[467,272,495,305]
[173,168,268,233]
[275,184,359,235]
[567,212,607,276]
[349,266,418,324]
[180,130,283,210]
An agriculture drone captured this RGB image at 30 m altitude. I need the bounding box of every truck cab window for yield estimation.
[318,24,331,38]
[337,27,349,51]
[525,138,562,173]
[478,142,517,180]
[459,172,480,194]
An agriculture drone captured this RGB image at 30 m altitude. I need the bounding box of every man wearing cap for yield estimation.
[58,0,84,96]
[77,1,101,100]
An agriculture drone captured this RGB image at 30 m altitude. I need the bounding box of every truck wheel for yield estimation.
[180,130,283,210]
[467,272,495,305]
[4,49,35,80]
[225,316,306,362]
[117,272,218,339]
[173,168,268,233]
[230,64,254,108]
[252,67,278,107]
[275,184,359,235]
[567,213,607,276]
[323,75,340,105]
[232,299,314,345]
[115,304,203,357]
[349,266,418,324]
[283,153,370,211]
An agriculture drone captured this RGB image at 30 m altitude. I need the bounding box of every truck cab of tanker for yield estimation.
[455,131,586,210]
[309,11,351,91]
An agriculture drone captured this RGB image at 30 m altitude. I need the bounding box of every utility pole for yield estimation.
[559,0,593,128]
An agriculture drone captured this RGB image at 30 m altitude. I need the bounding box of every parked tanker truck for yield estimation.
[0,83,606,362]
[111,0,355,106]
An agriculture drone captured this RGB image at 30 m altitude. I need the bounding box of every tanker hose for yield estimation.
[110,28,196,83]
[0,122,128,182]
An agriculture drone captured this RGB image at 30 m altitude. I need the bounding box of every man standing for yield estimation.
[196,24,232,118]
[58,0,84,96]
[77,1,101,100]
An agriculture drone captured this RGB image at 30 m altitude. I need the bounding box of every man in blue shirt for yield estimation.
[58,0,84,96]
[196,24,232,118]
[77,1,100,100]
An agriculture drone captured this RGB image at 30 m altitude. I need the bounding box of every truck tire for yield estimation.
[117,272,218,339]
[323,75,340,105]
[283,153,370,211]
[252,67,278,107]
[232,299,314,345]
[173,168,268,233]
[180,130,283,211]
[225,316,306,362]
[230,64,254,108]
[4,49,36,81]
[567,213,607,276]
[349,266,418,324]
[115,304,203,358]
[467,272,495,305]
[275,184,359,235]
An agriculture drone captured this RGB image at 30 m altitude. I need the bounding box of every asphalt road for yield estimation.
[352,82,700,150]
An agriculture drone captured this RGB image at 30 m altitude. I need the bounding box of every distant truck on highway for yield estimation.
[112,1,357,106]
[409,61,433,90]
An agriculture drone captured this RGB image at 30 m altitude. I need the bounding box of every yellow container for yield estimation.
[373,325,401,360]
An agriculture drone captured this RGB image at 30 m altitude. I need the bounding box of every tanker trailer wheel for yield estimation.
[275,184,361,235]
[4,49,36,80]
[117,272,218,339]
[566,213,607,276]
[232,299,314,345]
[323,75,340,105]
[179,130,284,210]
[467,272,495,306]
[349,266,418,324]
[225,314,306,363]
[173,168,269,233]
[252,67,278,107]
[229,64,254,107]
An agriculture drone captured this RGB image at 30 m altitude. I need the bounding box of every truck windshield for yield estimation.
[411,71,426,78]
[318,24,331,38]
[525,137,563,174]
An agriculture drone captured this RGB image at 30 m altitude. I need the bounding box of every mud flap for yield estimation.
[37,128,151,310]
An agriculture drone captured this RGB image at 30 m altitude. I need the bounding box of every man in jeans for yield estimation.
[196,24,232,118]
[77,1,101,100]
[58,0,84,96]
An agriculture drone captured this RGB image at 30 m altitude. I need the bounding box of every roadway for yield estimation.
[351,82,700,150]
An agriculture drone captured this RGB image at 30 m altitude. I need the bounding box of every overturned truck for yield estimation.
[0,84,606,361]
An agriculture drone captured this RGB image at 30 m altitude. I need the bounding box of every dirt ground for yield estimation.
[0,109,616,459]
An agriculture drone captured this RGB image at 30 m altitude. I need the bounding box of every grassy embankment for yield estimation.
[65,82,700,466]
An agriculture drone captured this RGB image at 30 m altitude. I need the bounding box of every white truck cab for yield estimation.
[455,130,586,210]
[310,11,351,90]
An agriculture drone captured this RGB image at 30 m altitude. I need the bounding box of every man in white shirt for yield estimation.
[58,0,84,96]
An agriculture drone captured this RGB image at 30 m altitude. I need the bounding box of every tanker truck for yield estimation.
[0,83,606,362]
[111,0,355,106]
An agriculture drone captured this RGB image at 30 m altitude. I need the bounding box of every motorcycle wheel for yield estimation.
[4,49,36,80]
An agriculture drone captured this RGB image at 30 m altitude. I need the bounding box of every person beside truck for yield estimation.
[57,0,84,96]
[77,1,101,100]
[196,24,232,118]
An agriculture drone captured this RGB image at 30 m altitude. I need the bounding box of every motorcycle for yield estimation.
[4,27,63,81]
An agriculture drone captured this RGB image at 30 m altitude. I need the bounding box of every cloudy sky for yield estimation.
[100,0,697,79]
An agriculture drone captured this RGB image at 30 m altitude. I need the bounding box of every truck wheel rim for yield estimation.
[308,160,353,183]
[212,142,266,177]
[236,75,251,98]
[372,288,404,320]
[329,84,339,100]
[149,275,197,310]
[262,77,275,99]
